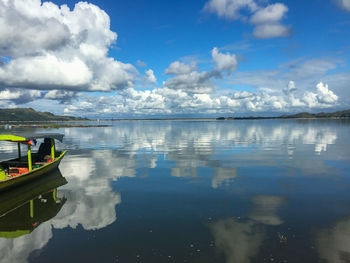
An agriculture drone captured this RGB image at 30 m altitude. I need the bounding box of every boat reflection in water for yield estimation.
[0,169,67,239]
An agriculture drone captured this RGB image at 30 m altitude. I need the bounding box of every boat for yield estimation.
[0,133,66,191]
[0,168,67,238]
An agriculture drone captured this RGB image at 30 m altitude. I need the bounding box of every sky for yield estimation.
[0,0,349,118]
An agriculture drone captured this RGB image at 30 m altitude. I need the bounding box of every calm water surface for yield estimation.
[0,119,350,263]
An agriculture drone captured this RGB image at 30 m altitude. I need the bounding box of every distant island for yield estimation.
[0,108,88,122]
[217,109,350,120]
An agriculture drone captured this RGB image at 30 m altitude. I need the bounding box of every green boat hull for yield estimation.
[0,151,66,192]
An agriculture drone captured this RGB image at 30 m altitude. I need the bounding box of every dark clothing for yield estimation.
[37,138,51,161]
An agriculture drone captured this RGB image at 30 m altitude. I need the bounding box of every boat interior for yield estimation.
[0,150,63,179]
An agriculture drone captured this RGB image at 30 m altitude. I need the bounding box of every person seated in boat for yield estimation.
[43,155,53,163]
[37,138,51,161]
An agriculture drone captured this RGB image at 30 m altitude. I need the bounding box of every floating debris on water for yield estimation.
[278,232,287,243]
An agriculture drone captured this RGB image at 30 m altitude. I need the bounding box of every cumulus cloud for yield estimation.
[137,60,147,67]
[250,3,288,24]
[252,23,291,39]
[0,88,42,104]
[250,3,291,38]
[203,0,258,20]
[283,80,297,95]
[162,48,237,94]
[163,70,220,94]
[0,54,93,88]
[315,82,338,104]
[334,0,350,11]
[144,69,157,84]
[165,61,197,75]
[61,80,339,117]
[212,47,238,74]
[0,0,137,92]
[164,58,215,94]
[227,57,345,102]
[301,82,338,108]
[203,0,291,38]
[44,89,77,103]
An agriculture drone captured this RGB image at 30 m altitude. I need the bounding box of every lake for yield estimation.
[0,119,350,263]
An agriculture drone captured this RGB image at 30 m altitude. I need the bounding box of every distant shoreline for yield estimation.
[0,108,349,124]
[1,117,349,129]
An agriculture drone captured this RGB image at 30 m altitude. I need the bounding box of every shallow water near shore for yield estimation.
[0,119,350,263]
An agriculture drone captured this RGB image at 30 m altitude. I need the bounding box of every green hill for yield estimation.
[0,108,88,121]
[281,109,350,118]
[218,109,350,120]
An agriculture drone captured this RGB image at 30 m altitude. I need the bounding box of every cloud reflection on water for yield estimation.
[316,217,350,263]
[0,119,348,262]
[210,195,285,263]
[249,195,286,226]
[0,150,125,263]
[211,219,264,263]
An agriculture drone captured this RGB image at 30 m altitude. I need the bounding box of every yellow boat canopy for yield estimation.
[0,133,64,144]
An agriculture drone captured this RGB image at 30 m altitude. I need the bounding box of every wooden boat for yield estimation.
[0,133,66,191]
[0,168,67,238]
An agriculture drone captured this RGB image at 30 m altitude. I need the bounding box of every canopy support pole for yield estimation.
[27,145,32,171]
[18,143,21,160]
[51,139,55,159]
[30,200,34,218]
[53,189,57,201]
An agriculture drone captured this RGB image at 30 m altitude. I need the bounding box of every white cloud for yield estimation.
[203,0,291,39]
[301,82,338,108]
[283,80,297,95]
[211,47,238,74]
[0,88,42,104]
[52,54,343,116]
[232,91,253,99]
[250,3,288,24]
[335,0,350,11]
[144,69,157,84]
[162,48,237,94]
[0,54,92,88]
[227,57,344,101]
[136,60,147,67]
[163,70,219,94]
[0,89,23,100]
[250,4,291,39]
[0,0,137,92]
[203,0,258,20]
[164,60,214,93]
[165,61,197,75]
[44,89,77,104]
[315,82,338,104]
[252,23,291,39]
[61,80,339,117]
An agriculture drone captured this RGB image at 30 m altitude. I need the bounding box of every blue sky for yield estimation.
[0,0,349,117]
